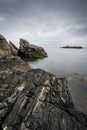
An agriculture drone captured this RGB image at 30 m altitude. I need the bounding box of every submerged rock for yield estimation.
[18,38,48,60]
[0,57,87,129]
[67,73,87,114]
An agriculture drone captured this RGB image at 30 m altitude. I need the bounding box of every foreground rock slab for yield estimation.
[18,38,48,60]
[0,58,87,129]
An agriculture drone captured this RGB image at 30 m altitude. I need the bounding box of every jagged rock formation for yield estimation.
[0,34,48,60]
[9,41,18,56]
[18,38,48,60]
[0,58,87,130]
[0,35,12,58]
[0,34,87,130]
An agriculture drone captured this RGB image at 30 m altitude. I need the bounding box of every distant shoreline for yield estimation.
[60,45,83,49]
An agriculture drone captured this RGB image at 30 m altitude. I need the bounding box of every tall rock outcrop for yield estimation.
[18,38,48,60]
[0,34,12,58]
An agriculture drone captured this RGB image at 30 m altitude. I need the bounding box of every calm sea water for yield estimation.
[28,47,87,113]
[28,47,87,77]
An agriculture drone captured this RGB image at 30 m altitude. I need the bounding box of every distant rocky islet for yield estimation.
[61,45,83,49]
[0,34,87,130]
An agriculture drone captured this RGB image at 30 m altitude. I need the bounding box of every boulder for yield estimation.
[0,58,87,129]
[0,34,12,58]
[18,38,48,60]
[9,41,18,56]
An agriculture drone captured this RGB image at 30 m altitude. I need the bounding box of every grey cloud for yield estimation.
[0,0,87,46]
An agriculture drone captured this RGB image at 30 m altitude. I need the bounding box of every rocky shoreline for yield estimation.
[0,34,87,130]
[0,34,48,60]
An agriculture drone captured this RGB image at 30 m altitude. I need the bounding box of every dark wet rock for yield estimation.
[0,34,12,58]
[18,38,48,60]
[9,41,18,56]
[0,58,87,130]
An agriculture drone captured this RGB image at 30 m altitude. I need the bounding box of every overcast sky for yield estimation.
[0,0,87,46]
